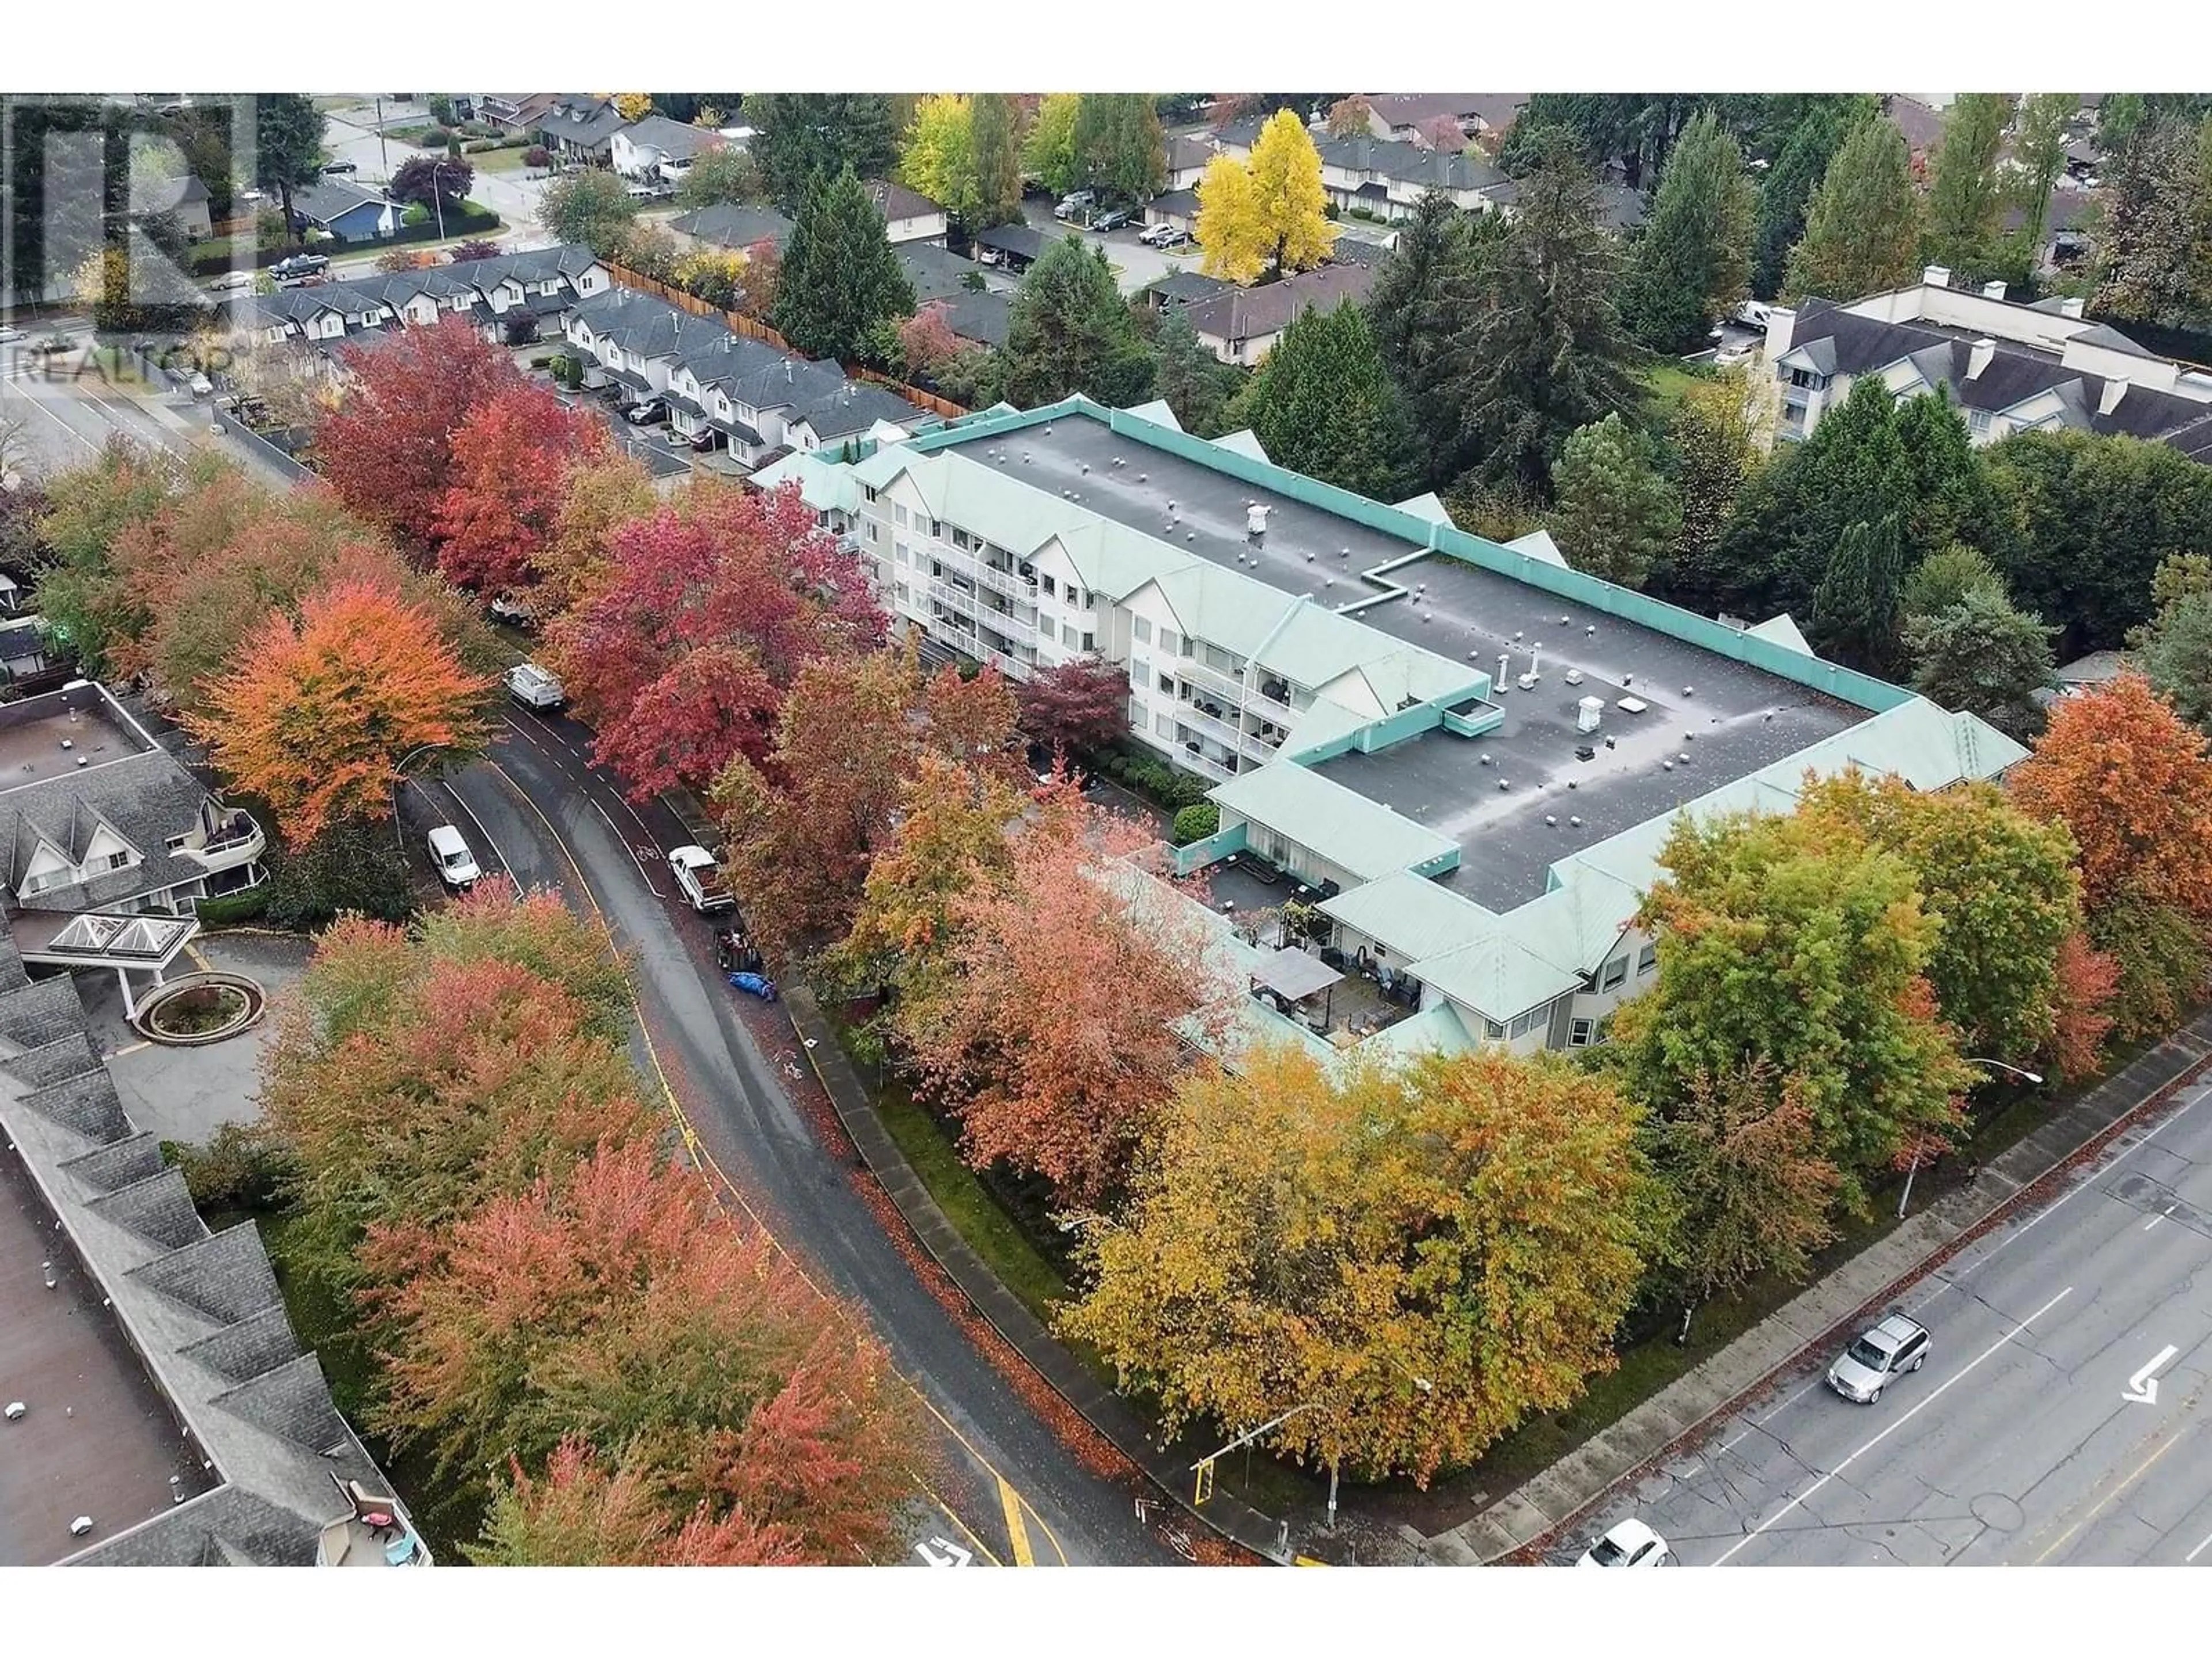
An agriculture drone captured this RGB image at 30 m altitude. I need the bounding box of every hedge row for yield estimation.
[1097,749,1213,810]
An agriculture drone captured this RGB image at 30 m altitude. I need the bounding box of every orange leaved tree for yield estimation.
[2008,671,2212,920]
[894,788,1233,1203]
[187,575,492,846]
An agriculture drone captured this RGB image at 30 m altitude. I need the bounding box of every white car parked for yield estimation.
[427,824,481,892]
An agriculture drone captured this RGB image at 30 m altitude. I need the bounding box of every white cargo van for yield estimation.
[506,662,565,709]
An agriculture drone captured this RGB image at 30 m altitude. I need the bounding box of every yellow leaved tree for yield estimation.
[1194,154,1266,286]
[1195,111,1335,287]
[1060,1043,1658,1487]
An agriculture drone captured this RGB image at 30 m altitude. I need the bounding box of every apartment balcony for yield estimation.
[938,541,1040,603]
[1176,657,1250,706]
[1176,699,1245,749]
[982,647,1036,680]
[929,579,1035,644]
[176,808,266,872]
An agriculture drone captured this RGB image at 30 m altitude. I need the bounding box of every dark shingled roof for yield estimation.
[1180,262,1380,346]
[669,202,795,251]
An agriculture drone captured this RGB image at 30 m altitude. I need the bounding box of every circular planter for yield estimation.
[132,974,267,1047]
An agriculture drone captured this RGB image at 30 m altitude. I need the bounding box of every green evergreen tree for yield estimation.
[1784,116,1922,302]
[1903,588,2058,738]
[1548,414,1683,589]
[1446,130,1643,502]
[1922,93,2015,278]
[1751,104,1855,300]
[1152,309,1240,438]
[1619,111,1758,353]
[1810,514,1908,672]
[769,167,916,363]
[253,93,325,252]
[743,94,898,211]
[1367,194,1506,489]
[2142,590,2212,732]
[1225,301,1416,501]
[969,94,1025,229]
[1002,234,1156,408]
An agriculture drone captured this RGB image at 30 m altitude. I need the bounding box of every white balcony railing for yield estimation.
[178,812,267,872]
[1176,657,1249,706]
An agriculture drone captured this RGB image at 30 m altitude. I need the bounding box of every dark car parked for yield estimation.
[690,426,728,452]
[623,396,668,426]
[320,159,358,175]
[1090,206,1132,233]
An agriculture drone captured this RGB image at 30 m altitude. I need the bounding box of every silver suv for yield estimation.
[1828,1313,1930,1403]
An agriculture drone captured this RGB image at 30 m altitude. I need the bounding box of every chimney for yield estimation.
[2099,377,2129,416]
[2059,297,2086,319]
[1922,264,1952,289]
[1981,279,2008,301]
[1968,338,1997,380]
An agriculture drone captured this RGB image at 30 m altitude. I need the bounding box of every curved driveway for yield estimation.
[447,703,1173,1567]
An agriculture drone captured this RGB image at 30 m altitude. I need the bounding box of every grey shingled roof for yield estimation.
[941,290,1010,349]
[291,179,395,228]
[862,177,943,224]
[0,742,228,914]
[897,241,990,303]
[618,113,718,164]
[0,934,418,1567]
[1179,262,1380,345]
[670,202,794,251]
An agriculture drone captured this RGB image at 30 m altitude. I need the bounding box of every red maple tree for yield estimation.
[472,1437,806,1566]
[315,313,528,547]
[714,650,1025,957]
[2009,672,2212,920]
[186,575,493,846]
[547,482,885,798]
[897,302,959,377]
[2044,931,2120,1083]
[894,789,1234,1202]
[430,381,608,596]
[1016,656,1131,757]
[587,641,781,800]
[372,1137,922,1561]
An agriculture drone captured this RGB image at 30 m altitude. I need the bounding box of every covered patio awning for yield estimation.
[1249,946,1342,1002]
[13,908,200,972]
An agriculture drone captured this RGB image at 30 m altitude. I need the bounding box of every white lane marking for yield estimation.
[2123,1344,2180,1406]
[2145,1204,2177,1233]
[2187,1528,2212,1565]
[592,796,664,895]
[0,374,101,456]
[1713,1286,2074,1567]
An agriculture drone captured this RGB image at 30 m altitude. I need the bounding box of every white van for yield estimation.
[427,825,480,891]
[506,662,565,709]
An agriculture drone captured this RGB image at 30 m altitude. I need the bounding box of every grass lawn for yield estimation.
[872,1079,1075,1330]
[1641,359,1711,419]
[471,147,534,175]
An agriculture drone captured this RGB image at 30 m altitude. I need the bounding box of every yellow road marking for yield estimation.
[479,755,1067,1567]
[1294,1555,1329,1566]
[2029,1422,2192,1564]
[927,1487,1004,1567]
[999,1476,1036,1567]
[184,943,213,974]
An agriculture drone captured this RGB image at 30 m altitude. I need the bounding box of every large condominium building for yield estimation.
[758,396,2024,1070]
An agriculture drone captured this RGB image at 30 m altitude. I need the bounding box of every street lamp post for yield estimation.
[1898,1057,2045,1219]
[389,742,444,849]
[1189,1362,1435,1539]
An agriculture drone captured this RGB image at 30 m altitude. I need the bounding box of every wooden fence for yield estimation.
[603,261,971,422]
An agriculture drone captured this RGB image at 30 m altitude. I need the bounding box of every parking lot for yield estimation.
[1016,198,1205,295]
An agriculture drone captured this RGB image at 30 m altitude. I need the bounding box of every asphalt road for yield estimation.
[3,334,192,474]
[319,105,555,253]
[1569,1080,2212,1567]
[436,699,1177,1567]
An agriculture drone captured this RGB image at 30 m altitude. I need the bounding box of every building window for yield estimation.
[1968,408,1993,437]
[866,522,880,543]
[1160,628,1179,657]
[894,505,908,528]
[929,520,944,539]
[895,541,909,565]
[106,850,132,871]
[1599,956,1629,993]
[1569,1017,1594,1047]
[1063,623,1079,647]
[952,528,972,550]
[1082,632,1095,652]
[1155,712,1175,738]
[1484,1017,1506,1041]
[1637,942,1658,978]
[1508,1005,1546,1039]
[1158,672,1175,694]
[165,834,188,853]
[1132,616,1153,645]
[1041,574,1057,597]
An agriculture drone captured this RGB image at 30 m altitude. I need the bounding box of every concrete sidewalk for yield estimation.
[782,983,1295,1565]
[1424,1011,2212,1565]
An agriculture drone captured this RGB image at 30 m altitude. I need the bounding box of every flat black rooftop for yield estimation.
[1315,552,1863,908]
[952,412,1871,911]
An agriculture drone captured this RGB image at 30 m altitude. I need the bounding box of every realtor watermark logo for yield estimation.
[2,93,260,344]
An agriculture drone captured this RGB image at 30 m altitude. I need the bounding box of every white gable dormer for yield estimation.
[19,834,77,897]
[82,820,141,875]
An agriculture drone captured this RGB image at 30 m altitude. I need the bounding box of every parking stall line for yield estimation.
[2187,1528,2212,1565]
[1713,1286,2074,1566]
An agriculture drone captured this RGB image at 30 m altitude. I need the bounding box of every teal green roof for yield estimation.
[1319,869,1497,962]
[1210,766,1458,882]
[1406,935,1584,1022]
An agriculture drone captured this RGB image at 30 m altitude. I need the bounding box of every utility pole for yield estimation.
[374,95,391,185]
